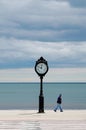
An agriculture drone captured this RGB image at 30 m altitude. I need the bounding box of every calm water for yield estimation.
[0,83,86,110]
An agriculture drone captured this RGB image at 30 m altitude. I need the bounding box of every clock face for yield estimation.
[36,63,47,74]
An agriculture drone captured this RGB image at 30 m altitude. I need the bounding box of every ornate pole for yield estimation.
[39,76,44,113]
[34,57,49,113]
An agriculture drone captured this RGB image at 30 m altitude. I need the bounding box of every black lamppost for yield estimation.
[35,57,49,113]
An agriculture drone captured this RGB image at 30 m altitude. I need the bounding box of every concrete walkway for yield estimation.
[0,110,86,130]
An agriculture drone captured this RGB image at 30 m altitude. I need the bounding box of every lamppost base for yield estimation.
[38,111,45,113]
[39,95,44,113]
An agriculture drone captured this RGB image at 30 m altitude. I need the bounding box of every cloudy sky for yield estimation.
[0,0,86,82]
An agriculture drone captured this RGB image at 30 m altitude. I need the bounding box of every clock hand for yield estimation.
[41,64,43,69]
[38,66,42,69]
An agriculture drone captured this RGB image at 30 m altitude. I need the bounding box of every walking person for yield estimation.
[54,94,63,112]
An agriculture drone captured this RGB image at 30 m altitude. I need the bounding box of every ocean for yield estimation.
[0,83,86,110]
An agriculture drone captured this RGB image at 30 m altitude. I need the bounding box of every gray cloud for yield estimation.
[0,0,86,42]
[0,38,86,68]
[0,0,86,69]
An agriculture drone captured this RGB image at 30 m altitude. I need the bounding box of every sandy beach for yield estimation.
[0,110,86,129]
